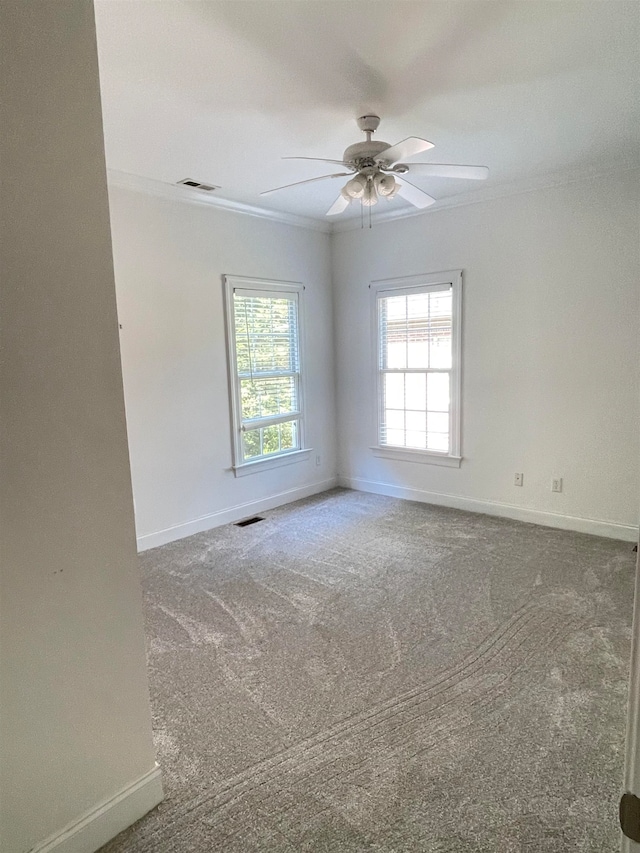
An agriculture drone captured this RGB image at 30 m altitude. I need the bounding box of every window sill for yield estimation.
[233,448,312,477]
[370,446,462,468]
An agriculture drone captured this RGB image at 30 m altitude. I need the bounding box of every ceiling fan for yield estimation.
[262,115,489,217]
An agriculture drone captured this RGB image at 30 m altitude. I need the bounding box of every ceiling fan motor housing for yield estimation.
[343,140,392,168]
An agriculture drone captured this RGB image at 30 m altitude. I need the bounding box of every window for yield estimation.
[372,270,462,467]
[224,276,309,475]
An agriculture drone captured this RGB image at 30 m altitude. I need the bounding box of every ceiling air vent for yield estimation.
[177,178,220,192]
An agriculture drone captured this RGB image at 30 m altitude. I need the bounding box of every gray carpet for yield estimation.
[101,488,635,852]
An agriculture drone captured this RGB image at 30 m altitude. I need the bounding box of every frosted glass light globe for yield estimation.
[344,175,366,199]
[374,173,397,197]
[361,181,378,207]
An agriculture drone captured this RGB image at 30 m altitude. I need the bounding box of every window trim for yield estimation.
[370,270,462,467]
[223,275,309,476]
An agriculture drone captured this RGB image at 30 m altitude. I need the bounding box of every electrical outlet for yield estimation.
[315,454,321,467]
[552,478,563,493]
[514,473,524,487]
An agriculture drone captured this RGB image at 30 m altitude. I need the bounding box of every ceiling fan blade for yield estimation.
[395,176,437,209]
[326,195,350,216]
[375,137,434,165]
[283,157,352,168]
[260,173,351,195]
[405,163,489,180]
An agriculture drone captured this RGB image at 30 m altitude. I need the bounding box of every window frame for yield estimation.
[370,270,462,468]
[223,275,310,476]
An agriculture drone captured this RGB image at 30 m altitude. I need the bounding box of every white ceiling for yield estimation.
[94,1,640,223]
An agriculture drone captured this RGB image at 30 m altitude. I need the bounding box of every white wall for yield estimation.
[107,184,336,549]
[332,171,640,540]
[0,3,161,852]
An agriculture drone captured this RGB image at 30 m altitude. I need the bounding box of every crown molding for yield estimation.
[106,170,332,234]
[108,160,639,236]
[330,158,640,233]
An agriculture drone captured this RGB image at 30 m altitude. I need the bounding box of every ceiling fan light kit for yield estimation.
[262,115,489,221]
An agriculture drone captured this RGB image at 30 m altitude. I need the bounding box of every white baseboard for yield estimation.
[340,476,639,542]
[137,477,338,551]
[31,764,163,853]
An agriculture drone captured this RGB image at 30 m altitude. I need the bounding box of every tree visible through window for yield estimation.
[225,277,303,469]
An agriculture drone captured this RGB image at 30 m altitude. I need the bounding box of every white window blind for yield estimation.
[231,288,301,463]
[377,283,456,455]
